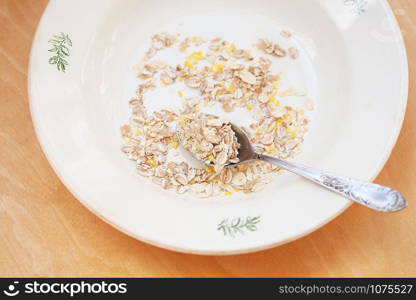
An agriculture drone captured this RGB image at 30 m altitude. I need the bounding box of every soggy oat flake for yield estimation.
[177,114,240,173]
[121,32,311,197]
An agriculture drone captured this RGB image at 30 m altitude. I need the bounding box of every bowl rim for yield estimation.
[28,0,409,255]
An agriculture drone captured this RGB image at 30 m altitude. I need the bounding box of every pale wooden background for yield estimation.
[0,0,415,277]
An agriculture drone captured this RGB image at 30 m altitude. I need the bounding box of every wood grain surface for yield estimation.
[0,0,415,277]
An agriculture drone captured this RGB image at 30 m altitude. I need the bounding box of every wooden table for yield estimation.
[1,0,415,277]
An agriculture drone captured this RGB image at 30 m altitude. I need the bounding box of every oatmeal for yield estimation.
[121,32,311,197]
[177,113,240,173]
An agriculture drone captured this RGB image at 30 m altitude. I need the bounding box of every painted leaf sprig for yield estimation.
[48,32,72,72]
[344,0,367,15]
[217,216,260,237]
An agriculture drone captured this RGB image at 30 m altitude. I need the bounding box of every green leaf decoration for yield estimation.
[344,0,367,15]
[48,32,72,72]
[217,216,260,237]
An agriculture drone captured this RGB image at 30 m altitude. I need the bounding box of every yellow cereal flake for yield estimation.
[283,113,291,120]
[177,90,184,97]
[184,51,206,69]
[246,104,253,110]
[168,137,179,149]
[161,79,168,86]
[227,43,236,52]
[266,144,277,154]
[268,94,281,107]
[179,115,191,126]
[134,128,142,136]
[279,89,295,97]
[226,84,236,93]
[184,60,194,69]
[211,62,224,73]
[146,157,157,167]
[223,190,233,196]
[256,128,262,136]
[208,154,215,162]
[179,120,189,126]
[190,50,205,59]
[299,109,305,114]
[274,118,283,130]
[191,36,199,42]
[206,166,215,174]
[285,127,297,138]
[272,81,280,90]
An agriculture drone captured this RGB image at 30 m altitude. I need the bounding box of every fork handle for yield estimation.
[258,154,407,212]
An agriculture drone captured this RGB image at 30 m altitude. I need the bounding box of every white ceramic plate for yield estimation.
[29,0,407,254]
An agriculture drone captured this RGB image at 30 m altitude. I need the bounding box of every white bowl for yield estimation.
[29,0,408,254]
